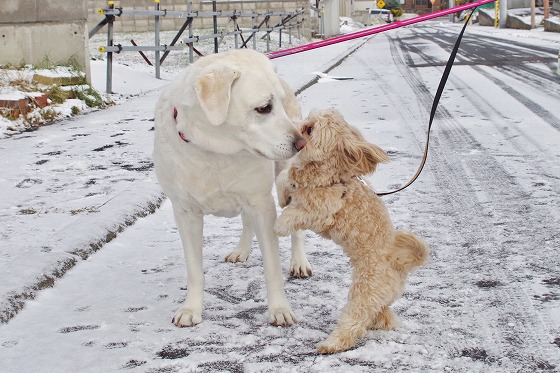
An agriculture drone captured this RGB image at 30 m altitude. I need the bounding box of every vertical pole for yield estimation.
[449,0,455,22]
[279,28,282,48]
[233,16,239,49]
[252,16,257,49]
[530,0,535,29]
[106,1,114,94]
[266,16,270,52]
[544,0,549,19]
[320,6,325,38]
[188,2,194,63]
[155,0,161,79]
[289,24,292,44]
[494,0,499,28]
[213,0,218,53]
[297,9,301,38]
[498,0,507,28]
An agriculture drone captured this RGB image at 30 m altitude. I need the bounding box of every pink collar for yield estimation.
[173,107,190,143]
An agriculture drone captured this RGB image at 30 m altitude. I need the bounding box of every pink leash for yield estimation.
[267,0,495,60]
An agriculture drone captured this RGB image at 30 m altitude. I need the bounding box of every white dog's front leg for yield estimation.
[290,231,312,278]
[247,197,296,326]
[172,208,205,327]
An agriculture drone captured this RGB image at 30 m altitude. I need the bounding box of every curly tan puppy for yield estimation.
[274,109,429,354]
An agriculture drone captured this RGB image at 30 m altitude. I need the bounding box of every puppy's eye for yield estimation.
[306,126,313,136]
[255,103,272,114]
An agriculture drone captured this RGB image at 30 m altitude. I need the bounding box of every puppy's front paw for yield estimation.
[172,307,202,327]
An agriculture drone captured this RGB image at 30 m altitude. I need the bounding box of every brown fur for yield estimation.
[274,109,429,354]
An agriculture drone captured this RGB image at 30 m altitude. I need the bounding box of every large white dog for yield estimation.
[153,49,311,327]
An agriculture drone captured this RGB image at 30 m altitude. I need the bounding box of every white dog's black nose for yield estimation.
[294,137,306,151]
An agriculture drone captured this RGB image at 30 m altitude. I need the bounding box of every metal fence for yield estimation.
[89,1,306,93]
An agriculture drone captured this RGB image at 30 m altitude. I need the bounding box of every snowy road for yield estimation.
[1,22,560,372]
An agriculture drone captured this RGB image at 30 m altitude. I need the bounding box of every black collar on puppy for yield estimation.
[173,107,190,143]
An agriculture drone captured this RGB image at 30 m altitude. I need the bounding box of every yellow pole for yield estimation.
[494,0,499,28]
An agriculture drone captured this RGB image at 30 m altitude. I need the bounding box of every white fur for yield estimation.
[153,49,310,327]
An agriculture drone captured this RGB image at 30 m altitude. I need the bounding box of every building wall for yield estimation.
[403,0,443,14]
[0,0,90,80]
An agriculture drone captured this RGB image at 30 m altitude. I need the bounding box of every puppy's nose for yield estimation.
[294,137,306,151]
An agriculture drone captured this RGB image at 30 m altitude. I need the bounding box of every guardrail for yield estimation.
[89,0,305,93]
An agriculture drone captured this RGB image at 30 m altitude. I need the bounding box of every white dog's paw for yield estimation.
[268,307,297,326]
[290,257,313,278]
[225,247,250,263]
[172,307,202,327]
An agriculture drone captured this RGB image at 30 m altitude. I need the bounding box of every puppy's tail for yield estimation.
[389,231,429,273]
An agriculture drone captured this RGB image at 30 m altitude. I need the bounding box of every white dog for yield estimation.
[153,49,311,327]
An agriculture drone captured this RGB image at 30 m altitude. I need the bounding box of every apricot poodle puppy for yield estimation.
[274,109,429,354]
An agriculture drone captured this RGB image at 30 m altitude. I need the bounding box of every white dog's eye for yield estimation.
[255,103,273,115]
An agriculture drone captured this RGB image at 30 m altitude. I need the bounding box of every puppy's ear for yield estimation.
[194,66,240,126]
[343,140,389,175]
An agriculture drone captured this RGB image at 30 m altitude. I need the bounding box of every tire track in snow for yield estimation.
[403,26,560,132]
[411,25,560,88]
[377,30,560,370]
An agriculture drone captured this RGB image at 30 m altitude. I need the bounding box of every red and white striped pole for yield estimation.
[268,0,496,60]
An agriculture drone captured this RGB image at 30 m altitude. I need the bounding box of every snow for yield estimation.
[33,66,86,79]
[1,19,560,372]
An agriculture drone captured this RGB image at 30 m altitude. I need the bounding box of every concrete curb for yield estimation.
[1,190,166,324]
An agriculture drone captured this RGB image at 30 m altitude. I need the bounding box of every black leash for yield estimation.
[377,9,477,196]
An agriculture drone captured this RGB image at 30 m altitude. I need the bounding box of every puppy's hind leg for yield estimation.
[318,266,392,354]
[367,305,400,331]
[289,230,312,278]
[225,212,254,263]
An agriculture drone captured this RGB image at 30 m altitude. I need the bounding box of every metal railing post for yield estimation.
[154,0,161,79]
[106,1,114,93]
[188,2,194,63]
[266,16,270,52]
[252,16,256,49]
[233,15,239,49]
[213,0,218,53]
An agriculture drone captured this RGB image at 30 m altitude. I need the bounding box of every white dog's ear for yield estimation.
[194,66,240,126]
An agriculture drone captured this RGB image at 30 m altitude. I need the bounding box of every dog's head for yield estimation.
[178,49,305,160]
[297,109,388,177]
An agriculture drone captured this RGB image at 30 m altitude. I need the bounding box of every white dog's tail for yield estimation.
[389,232,429,273]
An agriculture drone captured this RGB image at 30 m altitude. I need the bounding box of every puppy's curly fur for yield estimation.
[275,109,429,354]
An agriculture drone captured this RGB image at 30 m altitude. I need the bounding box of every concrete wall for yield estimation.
[0,0,90,81]
[87,0,310,34]
[478,8,495,26]
[544,18,560,32]
[506,13,532,29]
[508,0,531,8]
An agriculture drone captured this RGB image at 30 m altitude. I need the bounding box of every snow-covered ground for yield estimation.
[1,19,560,372]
